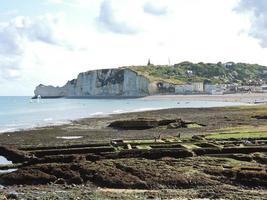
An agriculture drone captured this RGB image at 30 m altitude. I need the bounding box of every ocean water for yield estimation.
[0,96,244,133]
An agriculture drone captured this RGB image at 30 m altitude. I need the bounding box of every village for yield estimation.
[173,81,267,95]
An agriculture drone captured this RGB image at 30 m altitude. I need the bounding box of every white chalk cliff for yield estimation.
[34,68,152,98]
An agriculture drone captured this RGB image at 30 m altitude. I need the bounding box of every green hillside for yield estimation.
[128,62,267,85]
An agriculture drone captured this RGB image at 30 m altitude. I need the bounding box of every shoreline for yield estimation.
[0,101,247,134]
[0,105,267,146]
[142,93,267,103]
[2,93,267,134]
[31,93,267,103]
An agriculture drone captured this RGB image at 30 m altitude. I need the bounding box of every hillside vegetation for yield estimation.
[128,62,267,85]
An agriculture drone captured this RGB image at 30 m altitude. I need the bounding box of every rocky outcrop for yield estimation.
[108,118,187,130]
[0,146,32,163]
[34,68,151,98]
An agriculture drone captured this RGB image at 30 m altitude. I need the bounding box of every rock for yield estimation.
[252,115,267,119]
[0,194,7,200]
[0,146,32,163]
[68,176,83,184]
[54,178,66,185]
[0,169,57,185]
[167,122,183,129]
[192,135,206,140]
[108,118,159,130]
[6,191,19,199]
[167,119,187,129]
[109,118,187,130]
[34,68,150,98]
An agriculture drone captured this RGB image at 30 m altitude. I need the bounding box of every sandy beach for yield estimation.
[143,93,267,103]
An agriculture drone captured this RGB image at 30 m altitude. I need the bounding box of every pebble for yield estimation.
[0,194,7,200]
[6,191,19,199]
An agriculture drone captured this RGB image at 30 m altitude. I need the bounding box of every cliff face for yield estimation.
[34,68,151,98]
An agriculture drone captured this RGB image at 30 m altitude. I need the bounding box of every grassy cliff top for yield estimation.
[127,61,267,85]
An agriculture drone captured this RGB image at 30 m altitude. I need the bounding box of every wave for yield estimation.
[132,107,165,112]
[90,112,106,116]
[43,118,53,121]
[0,128,18,133]
[112,109,125,113]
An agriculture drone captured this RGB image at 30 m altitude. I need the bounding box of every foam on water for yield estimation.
[0,96,245,133]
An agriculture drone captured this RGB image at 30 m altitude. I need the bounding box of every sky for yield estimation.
[1,0,267,95]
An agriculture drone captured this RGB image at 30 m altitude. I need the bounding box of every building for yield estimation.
[175,82,204,94]
[175,84,194,94]
[204,84,226,95]
[192,82,204,93]
[261,85,267,92]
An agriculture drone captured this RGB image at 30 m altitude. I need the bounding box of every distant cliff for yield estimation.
[34,62,267,98]
[34,68,152,98]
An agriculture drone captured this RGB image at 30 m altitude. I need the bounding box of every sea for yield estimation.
[0,96,245,133]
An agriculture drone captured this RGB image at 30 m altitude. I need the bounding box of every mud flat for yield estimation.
[0,105,267,199]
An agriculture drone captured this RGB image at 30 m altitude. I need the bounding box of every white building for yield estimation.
[192,82,204,92]
[175,82,204,94]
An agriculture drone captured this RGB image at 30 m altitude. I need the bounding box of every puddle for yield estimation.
[0,156,17,174]
[56,136,83,140]
[0,168,17,173]
[0,156,12,165]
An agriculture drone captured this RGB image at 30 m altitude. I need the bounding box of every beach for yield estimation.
[143,93,267,103]
[0,95,248,133]
[0,96,266,199]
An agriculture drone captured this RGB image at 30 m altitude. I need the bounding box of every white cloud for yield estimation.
[96,0,140,35]
[0,55,22,81]
[143,1,168,16]
[49,0,64,4]
[0,10,18,17]
[0,13,79,82]
[236,0,267,48]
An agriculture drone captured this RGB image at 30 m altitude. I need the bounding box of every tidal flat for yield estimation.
[0,105,266,199]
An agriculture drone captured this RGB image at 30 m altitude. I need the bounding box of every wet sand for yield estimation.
[143,93,267,103]
[0,102,267,199]
[0,104,266,147]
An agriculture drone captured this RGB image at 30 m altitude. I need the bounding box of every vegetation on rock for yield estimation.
[128,61,267,84]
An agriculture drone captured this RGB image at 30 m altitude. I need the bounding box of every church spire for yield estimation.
[147,58,151,66]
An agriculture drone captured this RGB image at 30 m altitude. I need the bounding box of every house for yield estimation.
[186,70,193,77]
[175,84,194,94]
[224,62,234,67]
[192,82,204,93]
[175,82,204,94]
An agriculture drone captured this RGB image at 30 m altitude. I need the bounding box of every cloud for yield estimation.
[0,24,25,55]
[236,0,267,48]
[0,13,73,80]
[49,0,64,4]
[0,10,18,16]
[143,1,168,16]
[0,55,22,81]
[96,0,139,35]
